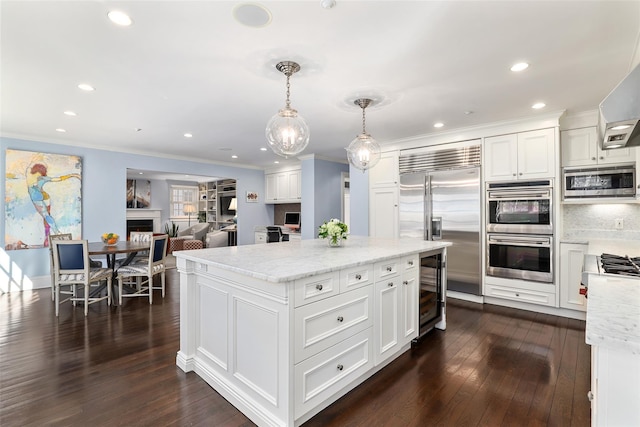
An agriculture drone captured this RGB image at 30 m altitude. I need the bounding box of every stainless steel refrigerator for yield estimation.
[399,145,481,295]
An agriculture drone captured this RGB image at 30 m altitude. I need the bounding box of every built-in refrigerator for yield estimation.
[399,145,481,296]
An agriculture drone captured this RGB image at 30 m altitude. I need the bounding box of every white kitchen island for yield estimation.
[175,236,450,427]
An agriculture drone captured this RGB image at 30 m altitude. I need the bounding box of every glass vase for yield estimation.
[328,236,342,247]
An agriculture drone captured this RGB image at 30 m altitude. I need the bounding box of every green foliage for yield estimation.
[164,222,179,237]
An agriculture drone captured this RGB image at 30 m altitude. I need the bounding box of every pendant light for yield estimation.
[345,98,381,172]
[265,61,310,158]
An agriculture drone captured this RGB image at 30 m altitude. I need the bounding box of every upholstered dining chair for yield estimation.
[48,233,73,301]
[117,234,168,305]
[129,231,154,262]
[51,239,113,316]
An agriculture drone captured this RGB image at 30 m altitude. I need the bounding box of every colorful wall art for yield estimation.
[5,149,82,250]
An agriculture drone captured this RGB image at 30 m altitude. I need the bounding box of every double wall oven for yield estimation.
[486,180,553,283]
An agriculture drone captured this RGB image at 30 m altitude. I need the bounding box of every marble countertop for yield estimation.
[586,274,640,354]
[561,237,640,257]
[175,236,451,283]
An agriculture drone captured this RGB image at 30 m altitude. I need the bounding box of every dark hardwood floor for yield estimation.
[0,267,590,426]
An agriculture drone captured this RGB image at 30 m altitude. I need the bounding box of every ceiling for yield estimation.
[2,1,640,170]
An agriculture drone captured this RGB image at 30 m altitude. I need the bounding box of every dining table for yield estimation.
[88,240,151,304]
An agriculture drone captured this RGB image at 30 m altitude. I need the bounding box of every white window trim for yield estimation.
[169,185,198,220]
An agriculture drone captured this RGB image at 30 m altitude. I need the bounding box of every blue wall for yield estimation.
[348,164,369,236]
[1,136,271,290]
[300,157,349,239]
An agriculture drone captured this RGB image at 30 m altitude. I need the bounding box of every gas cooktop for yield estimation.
[582,253,640,288]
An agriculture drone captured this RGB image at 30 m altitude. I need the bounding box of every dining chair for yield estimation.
[48,233,73,301]
[129,231,154,261]
[117,234,168,305]
[51,239,113,316]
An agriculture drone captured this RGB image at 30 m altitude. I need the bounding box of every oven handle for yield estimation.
[488,234,552,246]
[487,189,552,199]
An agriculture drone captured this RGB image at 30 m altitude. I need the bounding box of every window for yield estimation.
[169,185,198,219]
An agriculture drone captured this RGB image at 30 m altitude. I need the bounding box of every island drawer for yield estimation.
[294,328,373,419]
[402,255,419,274]
[294,272,341,307]
[340,264,374,293]
[484,283,555,307]
[374,259,400,281]
[294,286,373,363]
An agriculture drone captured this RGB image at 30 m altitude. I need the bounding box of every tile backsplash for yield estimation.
[563,203,640,240]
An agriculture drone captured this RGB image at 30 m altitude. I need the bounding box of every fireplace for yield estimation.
[127,219,154,239]
[126,209,161,235]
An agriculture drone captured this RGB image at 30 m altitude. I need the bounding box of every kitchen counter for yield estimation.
[561,237,640,256]
[586,273,640,355]
[174,237,450,426]
[176,235,449,282]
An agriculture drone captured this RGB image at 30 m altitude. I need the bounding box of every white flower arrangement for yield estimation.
[318,218,348,245]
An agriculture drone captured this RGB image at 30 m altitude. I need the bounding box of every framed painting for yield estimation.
[5,149,82,250]
[246,191,258,203]
[126,179,151,208]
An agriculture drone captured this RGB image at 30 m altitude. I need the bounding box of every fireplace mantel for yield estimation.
[126,209,161,233]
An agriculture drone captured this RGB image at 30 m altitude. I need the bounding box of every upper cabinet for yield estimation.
[265,168,302,204]
[369,152,399,187]
[561,127,636,167]
[484,128,556,181]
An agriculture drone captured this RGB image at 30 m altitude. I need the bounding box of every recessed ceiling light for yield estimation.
[321,0,337,9]
[532,102,546,109]
[231,155,238,159]
[56,128,66,133]
[184,133,193,138]
[433,122,444,128]
[260,147,267,151]
[135,128,142,132]
[510,62,529,72]
[232,3,272,28]
[108,10,133,26]
[78,83,95,91]
[274,161,280,164]
[138,172,144,175]
[64,111,77,116]
[464,111,474,115]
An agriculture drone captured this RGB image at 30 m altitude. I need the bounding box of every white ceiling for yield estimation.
[2,1,640,170]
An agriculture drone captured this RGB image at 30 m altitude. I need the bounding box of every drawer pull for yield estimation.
[337,364,344,371]
[337,316,344,322]
[403,280,408,285]
[386,266,392,272]
[388,282,394,287]
[408,261,414,266]
[316,284,323,291]
[355,274,362,280]
[515,293,520,297]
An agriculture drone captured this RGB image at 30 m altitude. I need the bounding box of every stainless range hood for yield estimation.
[598,63,640,150]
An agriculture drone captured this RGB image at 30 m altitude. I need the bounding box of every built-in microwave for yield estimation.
[563,165,637,199]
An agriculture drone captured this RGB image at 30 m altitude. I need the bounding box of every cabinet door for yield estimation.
[374,276,400,365]
[597,142,636,165]
[288,169,302,200]
[265,174,278,202]
[275,173,289,200]
[561,128,598,167]
[401,257,418,342]
[559,243,587,311]
[484,134,518,181]
[369,187,398,238]
[517,128,556,179]
[369,152,399,187]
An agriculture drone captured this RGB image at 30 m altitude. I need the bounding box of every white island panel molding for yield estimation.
[175,236,450,427]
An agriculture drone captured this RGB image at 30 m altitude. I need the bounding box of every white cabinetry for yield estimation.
[559,242,587,312]
[590,345,640,427]
[373,255,419,365]
[265,168,302,203]
[561,127,636,167]
[369,151,399,238]
[484,128,556,181]
[255,231,267,244]
[484,276,557,308]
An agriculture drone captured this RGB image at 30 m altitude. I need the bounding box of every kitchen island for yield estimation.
[175,236,450,427]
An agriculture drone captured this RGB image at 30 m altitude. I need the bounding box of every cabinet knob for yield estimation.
[512,173,517,176]
[515,293,520,297]
[337,316,344,322]
[599,156,604,160]
[408,261,414,266]
[386,266,392,272]
[337,364,344,371]
[388,282,394,287]
[518,172,523,176]
[316,284,323,291]
[403,280,408,285]
[355,274,362,280]
[592,157,596,161]
[587,391,594,402]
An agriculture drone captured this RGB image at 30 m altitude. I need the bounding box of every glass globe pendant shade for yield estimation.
[265,106,310,157]
[346,132,381,171]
